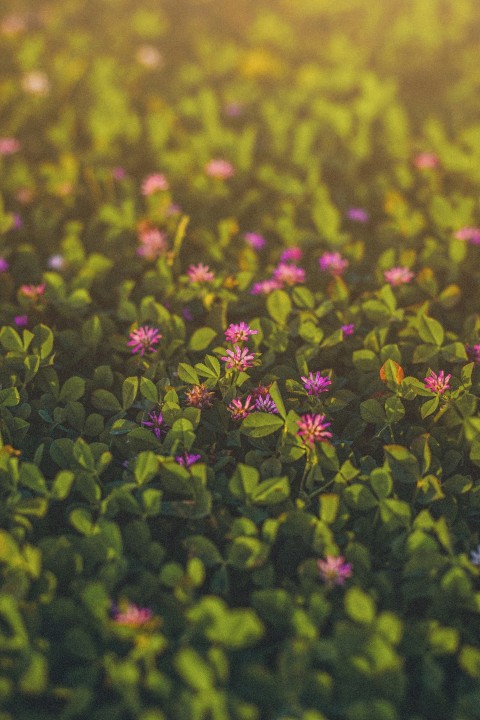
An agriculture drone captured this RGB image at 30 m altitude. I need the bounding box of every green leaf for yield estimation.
[250,476,290,505]
[91,389,122,413]
[384,445,420,484]
[343,483,378,511]
[195,355,221,380]
[139,376,158,403]
[417,314,444,346]
[59,376,86,402]
[459,645,480,678]
[0,326,24,352]
[122,376,138,410]
[0,387,20,407]
[73,438,96,471]
[50,470,75,500]
[268,381,287,419]
[183,535,223,567]
[241,412,284,437]
[134,451,158,484]
[229,463,259,500]
[174,648,214,690]
[69,508,98,536]
[267,289,292,326]
[360,399,386,424]
[188,327,217,352]
[177,363,200,384]
[344,587,376,624]
[385,396,405,423]
[421,395,440,419]
[379,498,411,529]
[19,463,47,495]
[370,468,392,499]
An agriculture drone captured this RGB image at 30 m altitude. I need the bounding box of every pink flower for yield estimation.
[1,14,27,36]
[224,102,244,117]
[136,45,164,69]
[250,279,282,295]
[296,413,332,446]
[19,283,45,302]
[280,246,303,262]
[273,262,305,286]
[221,346,257,372]
[0,258,9,272]
[14,315,28,327]
[319,252,349,276]
[346,207,369,223]
[454,227,480,245]
[141,173,169,196]
[317,556,352,587]
[384,267,414,286]
[466,344,480,364]
[254,395,278,413]
[413,152,439,170]
[21,70,50,96]
[176,452,201,467]
[185,384,215,409]
[244,232,266,250]
[227,395,255,420]
[111,602,153,627]
[127,326,162,356]
[112,166,126,181]
[301,372,332,396]
[47,254,65,270]
[341,323,355,336]
[187,263,215,283]
[424,370,451,395]
[225,322,258,344]
[205,159,235,180]
[137,228,168,260]
[0,138,20,155]
[141,409,165,438]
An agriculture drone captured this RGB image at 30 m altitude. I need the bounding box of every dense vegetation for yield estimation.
[1,1,480,718]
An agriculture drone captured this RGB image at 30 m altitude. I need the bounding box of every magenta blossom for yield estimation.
[176,452,202,468]
[254,395,278,414]
[273,262,305,286]
[0,138,21,155]
[187,263,215,283]
[424,370,451,395]
[244,232,266,250]
[413,152,439,170]
[317,556,352,587]
[137,228,168,260]
[47,254,65,270]
[297,413,332,446]
[454,227,480,245]
[466,344,480,364]
[205,159,235,179]
[346,207,369,223]
[127,326,162,356]
[227,395,255,420]
[14,315,28,327]
[224,101,244,117]
[225,322,258,344]
[341,323,355,336]
[301,372,332,396]
[111,602,153,627]
[280,246,303,262]
[384,266,414,286]
[250,279,282,295]
[141,409,165,439]
[141,173,169,196]
[0,258,9,272]
[221,346,257,372]
[319,252,349,276]
[19,283,45,302]
[112,166,126,181]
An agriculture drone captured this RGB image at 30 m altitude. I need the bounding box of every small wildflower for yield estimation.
[0,258,9,272]
[15,188,34,204]
[112,166,126,181]
[141,409,165,439]
[346,207,369,223]
[166,203,181,216]
[136,44,164,69]
[221,346,257,372]
[127,326,162,356]
[466,344,480,364]
[182,307,193,322]
[224,101,243,117]
[14,315,28,327]
[19,283,45,302]
[255,394,278,413]
[185,384,215,409]
[341,323,355,336]
[111,602,153,627]
[317,556,352,587]
[296,413,332,446]
[424,370,451,395]
[187,263,215,283]
[280,246,303,262]
[141,173,169,196]
[244,232,266,250]
[47,254,65,270]
[137,227,168,260]
[250,279,281,295]
[227,395,255,420]
[176,452,202,467]
[413,152,439,170]
[301,372,332,396]
[454,227,480,245]
[470,545,480,567]
[205,158,235,180]
[319,251,349,276]
[384,266,414,286]
[21,70,50,96]
[225,322,258,344]
[0,138,20,155]
[273,262,305,286]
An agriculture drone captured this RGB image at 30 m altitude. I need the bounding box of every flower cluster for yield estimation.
[187,263,215,283]
[301,372,332,397]
[224,322,258,344]
[141,410,166,439]
[141,173,169,196]
[185,384,215,409]
[454,227,480,245]
[127,326,162,356]
[137,226,168,260]
[319,251,349,276]
[296,414,332,446]
[227,395,255,420]
[221,346,257,372]
[384,266,414,286]
[317,556,353,587]
[111,602,153,627]
[424,370,451,394]
[205,159,235,179]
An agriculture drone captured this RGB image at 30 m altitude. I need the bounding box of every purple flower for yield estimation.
[244,232,266,250]
[296,413,332,446]
[14,315,28,327]
[221,346,257,372]
[454,227,480,245]
[0,137,21,155]
[301,372,332,396]
[111,602,153,627]
[127,326,162,356]
[137,228,168,260]
[319,252,349,276]
[347,207,369,223]
[141,173,169,196]
[413,152,439,170]
[280,246,303,262]
[176,452,202,467]
[47,254,65,270]
[187,263,215,283]
[0,257,9,272]
[466,344,480,364]
[225,322,258,344]
[341,323,355,336]
[273,262,305,286]
[141,410,165,439]
[205,159,235,179]
[250,279,282,295]
[424,370,451,395]
[254,394,278,413]
[227,395,255,420]
[224,101,243,117]
[384,267,414,286]
[112,166,126,180]
[317,556,352,587]
[12,214,22,230]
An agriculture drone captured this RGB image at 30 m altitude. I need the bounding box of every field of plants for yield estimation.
[1,0,480,718]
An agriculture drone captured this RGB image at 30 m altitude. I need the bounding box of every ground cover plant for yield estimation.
[1,0,480,718]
